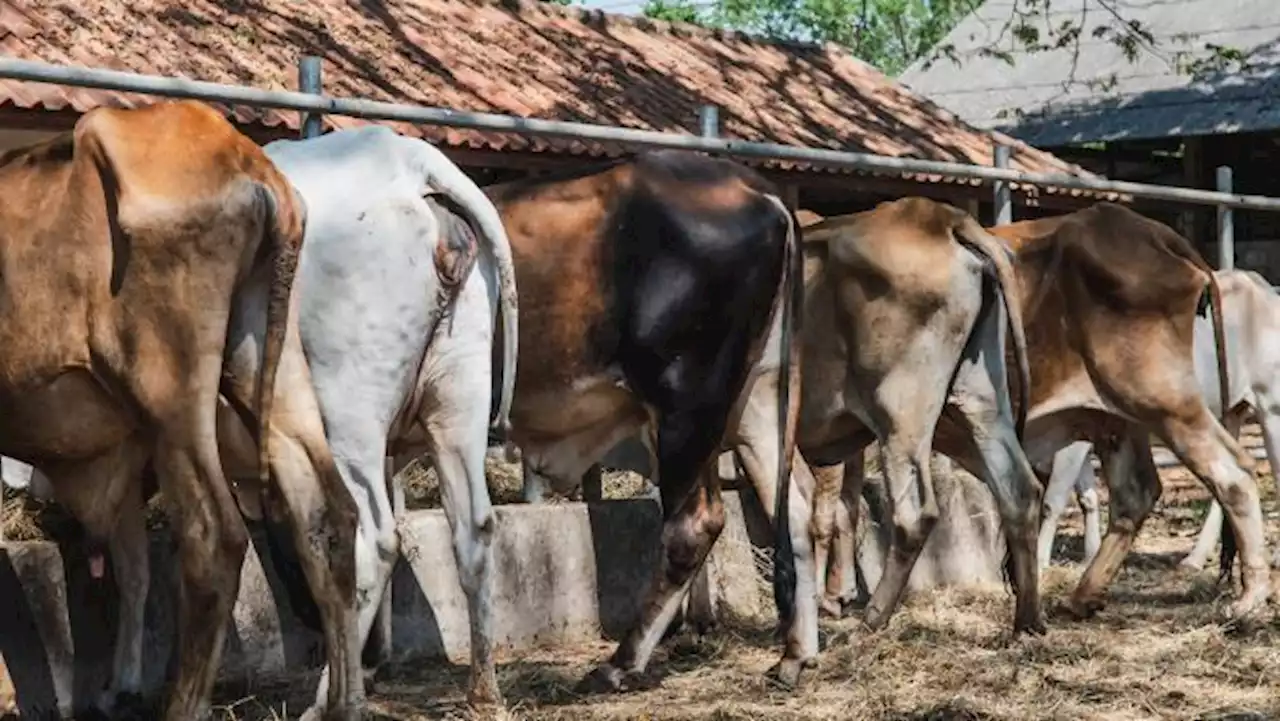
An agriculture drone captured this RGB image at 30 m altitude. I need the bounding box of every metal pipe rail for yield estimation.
[5,56,1280,212]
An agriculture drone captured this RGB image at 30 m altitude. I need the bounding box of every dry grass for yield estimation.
[209,460,1280,721]
[0,451,650,541]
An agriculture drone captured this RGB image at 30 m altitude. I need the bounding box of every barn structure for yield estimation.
[901,0,1280,279]
[0,0,1116,220]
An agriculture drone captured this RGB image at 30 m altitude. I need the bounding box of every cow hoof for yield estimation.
[576,665,632,694]
[661,614,687,643]
[839,595,866,619]
[299,705,364,721]
[467,673,505,710]
[691,618,719,638]
[1014,614,1048,637]
[766,656,816,690]
[88,691,151,721]
[1066,595,1105,619]
[819,596,842,619]
[1228,593,1269,621]
[861,605,892,632]
[1177,558,1206,575]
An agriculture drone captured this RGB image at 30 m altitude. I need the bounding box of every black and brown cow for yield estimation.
[486,150,809,690]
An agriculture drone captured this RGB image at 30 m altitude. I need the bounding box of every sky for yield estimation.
[580,0,646,16]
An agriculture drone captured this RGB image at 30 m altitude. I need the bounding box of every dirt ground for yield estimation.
[202,454,1280,721]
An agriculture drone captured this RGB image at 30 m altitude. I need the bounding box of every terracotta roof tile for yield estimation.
[0,0,1109,196]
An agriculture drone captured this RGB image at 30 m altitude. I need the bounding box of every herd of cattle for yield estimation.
[0,99,1275,721]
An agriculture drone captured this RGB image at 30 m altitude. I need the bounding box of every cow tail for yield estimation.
[763,194,803,627]
[1205,272,1239,586]
[416,141,518,440]
[256,177,306,484]
[955,217,1031,441]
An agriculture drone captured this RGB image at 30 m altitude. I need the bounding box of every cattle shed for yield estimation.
[901,0,1280,281]
[0,0,1120,220]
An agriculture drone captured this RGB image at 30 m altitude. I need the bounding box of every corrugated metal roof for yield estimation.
[0,0,1110,195]
[899,0,1280,147]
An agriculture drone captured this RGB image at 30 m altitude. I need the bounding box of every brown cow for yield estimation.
[0,101,361,721]
[796,197,1044,634]
[817,202,1269,621]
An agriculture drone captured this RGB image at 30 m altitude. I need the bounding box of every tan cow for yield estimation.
[817,202,1269,621]
[0,101,361,721]
[797,198,1044,634]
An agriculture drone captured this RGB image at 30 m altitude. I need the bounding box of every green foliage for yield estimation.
[643,0,705,23]
[636,0,1251,85]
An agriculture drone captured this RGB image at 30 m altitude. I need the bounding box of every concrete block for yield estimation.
[0,492,772,718]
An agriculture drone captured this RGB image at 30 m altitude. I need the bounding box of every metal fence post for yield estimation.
[298,55,323,139]
[699,104,719,139]
[993,143,1012,226]
[1217,165,1234,270]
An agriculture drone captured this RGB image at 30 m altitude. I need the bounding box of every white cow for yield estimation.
[1,126,519,715]
[1038,269,1280,572]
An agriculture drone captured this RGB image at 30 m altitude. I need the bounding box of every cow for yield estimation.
[0,100,363,721]
[817,203,1270,621]
[254,126,518,709]
[797,198,1044,635]
[484,150,807,690]
[0,124,520,714]
[1037,268,1280,575]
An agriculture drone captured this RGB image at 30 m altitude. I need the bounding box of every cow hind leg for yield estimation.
[326,438,398,686]
[1180,411,1244,573]
[1037,441,1092,570]
[1076,462,1103,567]
[41,443,153,718]
[832,450,868,615]
[1157,410,1269,617]
[101,479,151,717]
[810,460,846,618]
[581,406,730,693]
[257,369,362,721]
[732,391,819,686]
[427,403,501,707]
[942,332,1045,635]
[151,432,250,721]
[1256,404,1280,569]
[1069,432,1159,618]
[863,434,938,631]
[861,354,955,633]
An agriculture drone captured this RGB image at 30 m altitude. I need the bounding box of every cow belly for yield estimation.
[513,377,650,486]
[0,368,135,461]
[1026,365,1115,422]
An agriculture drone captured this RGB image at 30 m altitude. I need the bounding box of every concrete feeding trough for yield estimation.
[0,492,775,719]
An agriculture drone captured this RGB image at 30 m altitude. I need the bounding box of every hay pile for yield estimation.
[212,457,1280,721]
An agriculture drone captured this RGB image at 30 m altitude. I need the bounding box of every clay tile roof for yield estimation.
[0,0,1107,195]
